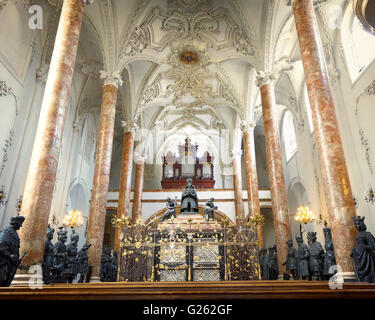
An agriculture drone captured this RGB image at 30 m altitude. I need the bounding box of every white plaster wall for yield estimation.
[0,11,42,227]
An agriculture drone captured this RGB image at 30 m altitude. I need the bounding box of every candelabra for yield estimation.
[354,197,359,208]
[295,205,315,224]
[248,214,265,227]
[62,208,84,229]
[365,187,374,204]
[295,205,315,236]
[0,186,7,205]
[16,196,23,213]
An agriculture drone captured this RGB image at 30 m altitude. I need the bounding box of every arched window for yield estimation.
[343,6,375,81]
[303,85,314,133]
[351,17,375,74]
[282,110,297,162]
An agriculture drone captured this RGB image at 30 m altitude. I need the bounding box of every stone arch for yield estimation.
[66,178,90,248]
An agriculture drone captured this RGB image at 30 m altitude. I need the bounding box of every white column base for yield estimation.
[11,273,34,287]
[89,276,101,283]
[341,272,357,282]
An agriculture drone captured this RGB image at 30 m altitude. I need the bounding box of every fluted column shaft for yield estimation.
[292,0,356,273]
[132,158,145,224]
[242,125,263,247]
[114,125,136,254]
[19,0,85,267]
[86,73,121,278]
[232,152,245,225]
[259,81,292,274]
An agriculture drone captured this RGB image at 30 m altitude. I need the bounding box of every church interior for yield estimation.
[1,0,375,300]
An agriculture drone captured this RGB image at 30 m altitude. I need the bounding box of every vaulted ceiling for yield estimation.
[41,0,347,152]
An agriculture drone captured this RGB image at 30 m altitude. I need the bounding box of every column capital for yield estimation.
[240,120,256,132]
[100,70,123,88]
[283,0,295,5]
[255,71,276,88]
[48,0,95,7]
[134,152,145,164]
[121,120,138,133]
[231,148,242,160]
[284,0,327,7]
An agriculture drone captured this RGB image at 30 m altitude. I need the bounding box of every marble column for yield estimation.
[86,71,122,279]
[131,155,145,224]
[19,0,88,268]
[256,72,292,274]
[232,150,245,225]
[241,121,263,248]
[290,0,356,274]
[113,121,138,254]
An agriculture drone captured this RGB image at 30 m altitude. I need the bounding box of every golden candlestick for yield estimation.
[295,205,315,224]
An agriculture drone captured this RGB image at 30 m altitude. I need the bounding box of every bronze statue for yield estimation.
[77,243,91,283]
[351,216,375,283]
[323,227,336,280]
[203,197,217,221]
[161,197,177,222]
[0,215,25,287]
[307,232,324,280]
[42,225,54,284]
[283,239,298,280]
[51,227,68,282]
[64,230,79,283]
[267,245,279,280]
[100,247,113,282]
[180,178,198,214]
[259,247,270,280]
[111,251,118,282]
[296,235,311,280]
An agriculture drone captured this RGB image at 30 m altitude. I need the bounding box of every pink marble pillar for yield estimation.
[114,122,137,254]
[242,121,263,248]
[257,73,292,274]
[19,0,87,268]
[131,156,145,224]
[291,0,356,274]
[232,150,245,226]
[86,72,122,279]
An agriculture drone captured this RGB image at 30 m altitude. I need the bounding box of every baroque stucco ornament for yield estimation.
[162,7,222,43]
[0,81,13,96]
[139,82,160,106]
[363,80,375,96]
[162,45,213,102]
[164,67,213,102]
[122,26,149,56]
[118,0,258,69]
[167,0,212,14]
